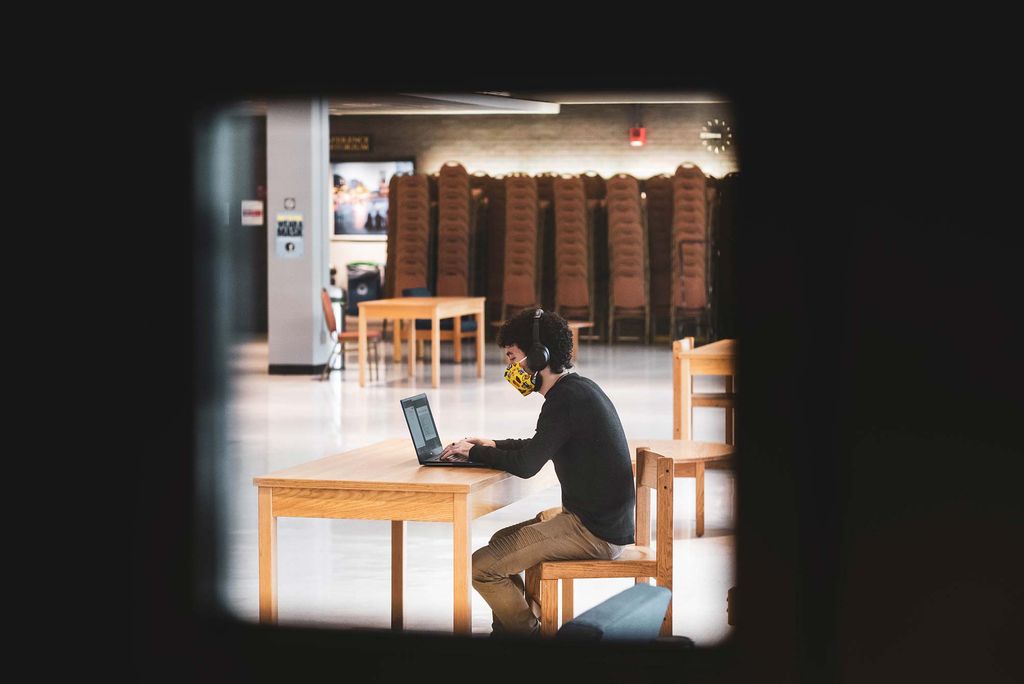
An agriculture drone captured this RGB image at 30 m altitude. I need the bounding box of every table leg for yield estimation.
[258,487,277,624]
[393,319,402,363]
[358,310,368,387]
[408,318,416,378]
[696,461,705,537]
[572,326,579,361]
[453,493,472,633]
[431,314,441,388]
[453,316,462,363]
[476,306,485,378]
[392,520,405,630]
[672,341,682,439]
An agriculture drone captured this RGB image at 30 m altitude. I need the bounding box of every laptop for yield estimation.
[400,393,489,467]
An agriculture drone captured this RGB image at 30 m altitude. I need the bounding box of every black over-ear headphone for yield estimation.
[526,308,550,373]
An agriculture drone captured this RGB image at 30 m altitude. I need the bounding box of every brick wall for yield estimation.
[329,103,739,179]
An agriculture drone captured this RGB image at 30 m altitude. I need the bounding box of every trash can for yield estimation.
[345,262,382,316]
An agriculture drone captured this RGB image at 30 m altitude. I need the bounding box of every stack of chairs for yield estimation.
[401,162,477,359]
[383,173,401,299]
[606,173,649,343]
[501,173,541,321]
[582,171,608,340]
[435,162,473,297]
[644,174,674,342]
[392,174,432,298]
[535,172,559,311]
[671,163,711,342]
[552,174,593,325]
[713,172,740,339]
[469,171,491,302]
[484,174,507,324]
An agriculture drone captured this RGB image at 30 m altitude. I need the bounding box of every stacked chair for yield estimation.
[713,172,739,339]
[552,174,594,324]
[535,172,559,311]
[469,171,491,303]
[644,174,674,342]
[390,173,431,297]
[483,174,507,324]
[670,164,711,342]
[399,162,477,359]
[582,171,608,341]
[606,173,649,342]
[501,174,541,321]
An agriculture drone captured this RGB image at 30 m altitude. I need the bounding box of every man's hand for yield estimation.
[440,439,475,461]
[440,437,495,461]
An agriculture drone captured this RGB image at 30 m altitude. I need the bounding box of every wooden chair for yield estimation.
[673,336,737,445]
[320,288,381,380]
[525,450,674,637]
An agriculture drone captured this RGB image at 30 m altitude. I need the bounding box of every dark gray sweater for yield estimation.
[468,373,636,545]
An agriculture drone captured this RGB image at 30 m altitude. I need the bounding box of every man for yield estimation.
[439,308,636,636]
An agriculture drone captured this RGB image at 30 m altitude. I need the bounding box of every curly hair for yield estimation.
[496,307,575,374]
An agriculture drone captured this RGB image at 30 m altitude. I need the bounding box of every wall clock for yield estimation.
[700,119,733,154]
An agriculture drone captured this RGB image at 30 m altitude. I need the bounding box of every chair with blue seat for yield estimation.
[399,287,478,361]
[527,450,675,637]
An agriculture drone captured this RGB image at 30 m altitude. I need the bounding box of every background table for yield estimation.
[253,438,557,631]
[627,438,736,537]
[357,297,485,387]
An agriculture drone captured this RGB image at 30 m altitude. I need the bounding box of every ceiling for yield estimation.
[229,90,731,116]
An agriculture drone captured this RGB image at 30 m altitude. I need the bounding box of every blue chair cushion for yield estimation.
[402,287,477,332]
[414,318,478,332]
[555,584,671,642]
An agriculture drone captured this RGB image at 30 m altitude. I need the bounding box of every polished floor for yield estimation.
[220,332,736,644]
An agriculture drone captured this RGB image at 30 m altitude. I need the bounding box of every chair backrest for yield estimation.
[634,451,674,577]
[320,288,338,337]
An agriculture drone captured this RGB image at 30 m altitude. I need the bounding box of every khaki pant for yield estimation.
[471,506,624,635]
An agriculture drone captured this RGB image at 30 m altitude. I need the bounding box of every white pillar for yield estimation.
[265,98,332,372]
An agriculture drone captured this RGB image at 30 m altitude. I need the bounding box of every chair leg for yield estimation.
[561,579,573,626]
[540,579,559,636]
[658,575,673,637]
[320,341,341,380]
[371,339,379,381]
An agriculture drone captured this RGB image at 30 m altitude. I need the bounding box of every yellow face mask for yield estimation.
[504,360,537,396]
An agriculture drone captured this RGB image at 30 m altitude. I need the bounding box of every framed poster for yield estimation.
[331,160,414,241]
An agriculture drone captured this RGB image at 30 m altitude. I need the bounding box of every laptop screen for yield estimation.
[401,394,441,455]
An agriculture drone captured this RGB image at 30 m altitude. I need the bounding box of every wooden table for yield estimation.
[489,319,593,361]
[673,338,737,443]
[253,438,558,631]
[627,438,735,537]
[358,297,485,387]
[567,321,593,361]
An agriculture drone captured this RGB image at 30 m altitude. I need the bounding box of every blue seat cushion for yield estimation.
[555,584,671,641]
[414,318,478,332]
